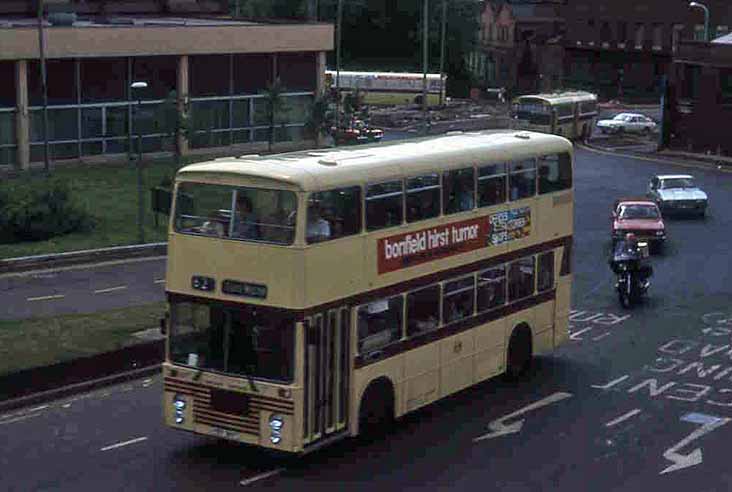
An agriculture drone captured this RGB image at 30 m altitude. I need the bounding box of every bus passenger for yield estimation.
[306,202,331,242]
[232,195,259,240]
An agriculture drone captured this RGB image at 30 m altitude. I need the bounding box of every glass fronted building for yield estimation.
[0,3,332,169]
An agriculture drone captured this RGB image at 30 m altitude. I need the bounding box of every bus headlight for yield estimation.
[269,414,284,444]
[173,395,187,424]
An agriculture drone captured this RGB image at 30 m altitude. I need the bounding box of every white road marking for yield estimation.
[94,285,127,294]
[605,408,641,428]
[473,392,573,442]
[660,414,730,474]
[28,404,49,413]
[239,468,284,487]
[0,255,167,280]
[592,374,630,390]
[27,294,65,302]
[569,327,593,341]
[100,436,148,452]
[154,279,165,284]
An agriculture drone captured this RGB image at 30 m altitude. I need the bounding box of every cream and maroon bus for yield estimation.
[162,130,574,453]
[511,91,598,140]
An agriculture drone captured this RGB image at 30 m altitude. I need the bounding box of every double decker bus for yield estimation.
[511,91,598,140]
[324,70,447,106]
[162,130,574,453]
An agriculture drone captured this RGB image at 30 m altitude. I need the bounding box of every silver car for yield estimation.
[596,113,657,135]
[647,174,708,217]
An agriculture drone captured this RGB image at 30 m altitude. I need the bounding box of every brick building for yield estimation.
[561,0,732,101]
[0,0,333,170]
[468,1,565,95]
[667,34,732,154]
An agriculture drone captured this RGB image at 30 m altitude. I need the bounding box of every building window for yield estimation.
[634,23,645,48]
[720,69,732,104]
[672,24,685,54]
[682,64,702,101]
[617,21,628,44]
[357,296,403,354]
[693,24,705,41]
[716,25,729,39]
[652,23,664,50]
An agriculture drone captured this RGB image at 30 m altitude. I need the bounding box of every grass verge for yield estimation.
[0,155,197,260]
[0,302,166,376]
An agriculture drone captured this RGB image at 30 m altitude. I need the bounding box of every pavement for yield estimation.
[2,146,732,490]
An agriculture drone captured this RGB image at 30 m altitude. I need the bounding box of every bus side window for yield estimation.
[366,180,404,231]
[538,153,572,194]
[406,174,440,223]
[307,187,362,244]
[442,276,475,324]
[406,285,441,337]
[477,265,507,312]
[477,164,507,208]
[508,159,536,201]
[443,168,475,215]
[508,256,535,301]
[537,251,555,292]
[357,296,403,354]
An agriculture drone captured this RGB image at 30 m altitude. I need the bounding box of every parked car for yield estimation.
[611,198,666,253]
[596,113,657,135]
[331,119,383,145]
[647,174,708,217]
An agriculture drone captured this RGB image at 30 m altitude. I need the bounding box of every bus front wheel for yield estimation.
[358,377,395,437]
[505,325,533,381]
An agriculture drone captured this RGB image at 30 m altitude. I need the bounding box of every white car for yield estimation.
[596,113,657,135]
[647,174,708,217]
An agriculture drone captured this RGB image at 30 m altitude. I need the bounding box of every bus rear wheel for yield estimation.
[358,378,395,438]
[505,326,533,381]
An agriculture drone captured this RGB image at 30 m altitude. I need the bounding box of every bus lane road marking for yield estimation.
[154,279,165,284]
[100,436,148,452]
[604,408,641,428]
[568,310,630,343]
[661,413,731,475]
[473,392,573,442]
[239,468,285,487]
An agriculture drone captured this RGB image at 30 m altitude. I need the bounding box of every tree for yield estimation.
[262,78,287,153]
[304,92,336,145]
[160,89,189,179]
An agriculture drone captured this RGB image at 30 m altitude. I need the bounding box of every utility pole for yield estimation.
[439,0,447,106]
[335,0,343,146]
[422,0,429,135]
[37,0,50,174]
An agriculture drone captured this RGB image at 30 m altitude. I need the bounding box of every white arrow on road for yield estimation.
[473,392,573,442]
[660,413,731,475]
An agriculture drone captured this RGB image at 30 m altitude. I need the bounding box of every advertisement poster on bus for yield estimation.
[377,207,532,274]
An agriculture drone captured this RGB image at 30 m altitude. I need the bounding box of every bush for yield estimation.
[0,179,96,244]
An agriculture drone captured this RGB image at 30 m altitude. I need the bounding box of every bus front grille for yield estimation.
[165,376,295,438]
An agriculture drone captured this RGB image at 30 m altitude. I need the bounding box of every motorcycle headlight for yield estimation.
[655,230,664,236]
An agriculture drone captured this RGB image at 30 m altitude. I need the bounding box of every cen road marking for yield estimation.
[94,285,128,294]
[605,408,641,428]
[27,294,65,302]
[100,436,148,451]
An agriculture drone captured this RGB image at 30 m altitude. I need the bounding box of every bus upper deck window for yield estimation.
[477,164,507,208]
[508,160,536,201]
[538,153,572,194]
[366,180,404,231]
[306,187,362,244]
[443,168,475,215]
[406,174,440,223]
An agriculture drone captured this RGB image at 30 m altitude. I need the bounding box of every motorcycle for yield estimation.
[610,240,653,309]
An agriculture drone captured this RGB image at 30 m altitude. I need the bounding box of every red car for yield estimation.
[611,198,666,252]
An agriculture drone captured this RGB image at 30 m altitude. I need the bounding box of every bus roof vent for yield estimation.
[238,154,260,159]
[446,130,463,135]
[318,159,338,166]
[515,132,531,140]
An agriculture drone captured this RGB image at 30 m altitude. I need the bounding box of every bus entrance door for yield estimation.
[303,307,351,446]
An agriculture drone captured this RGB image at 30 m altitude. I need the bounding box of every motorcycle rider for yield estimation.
[609,232,652,289]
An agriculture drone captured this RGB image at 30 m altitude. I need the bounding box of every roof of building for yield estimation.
[177,130,573,191]
[0,15,263,29]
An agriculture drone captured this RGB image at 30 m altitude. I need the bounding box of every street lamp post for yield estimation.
[36,0,50,174]
[335,0,343,146]
[131,81,148,244]
[689,2,710,42]
[439,0,447,107]
[422,0,429,135]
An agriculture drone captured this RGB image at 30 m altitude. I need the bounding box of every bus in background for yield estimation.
[162,130,574,454]
[325,70,447,106]
[511,91,598,140]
